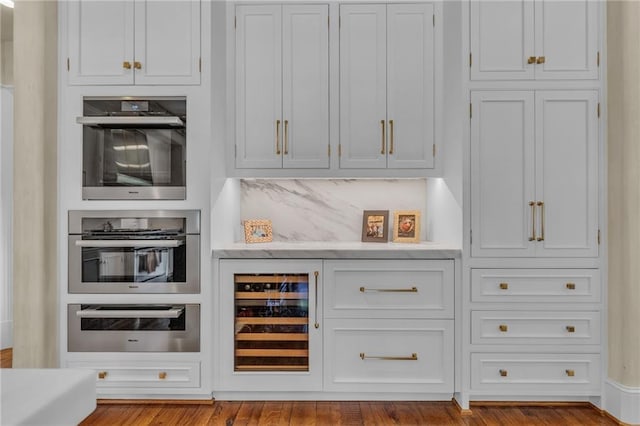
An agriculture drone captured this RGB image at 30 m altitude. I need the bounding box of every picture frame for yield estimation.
[392,210,421,243]
[243,219,273,243]
[361,210,389,243]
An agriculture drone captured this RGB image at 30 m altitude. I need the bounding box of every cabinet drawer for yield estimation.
[471,269,600,303]
[471,353,601,393]
[324,319,453,393]
[324,260,454,319]
[471,311,600,345]
[66,361,200,388]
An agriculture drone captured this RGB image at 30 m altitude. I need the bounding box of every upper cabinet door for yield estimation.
[535,91,599,257]
[235,5,283,169]
[134,0,201,85]
[339,4,387,169]
[534,0,599,80]
[471,91,536,258]
[470,0,535,81]
[282,5,330,169]
[387,4,435,169]
[67,1,135,85]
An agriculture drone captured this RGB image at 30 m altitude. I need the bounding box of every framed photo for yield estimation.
[393,210,421,243]
[361,210,389,243]
[243,219,273,243]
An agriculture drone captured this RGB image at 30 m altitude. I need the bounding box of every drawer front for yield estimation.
[324,319,454,393]
[67,361,200,388]
[471,311,600,345]
[471,353,601,393]
[324,260,454,319]
[471,269,600,303]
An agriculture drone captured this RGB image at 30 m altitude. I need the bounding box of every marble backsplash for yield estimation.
[240,179,427,242]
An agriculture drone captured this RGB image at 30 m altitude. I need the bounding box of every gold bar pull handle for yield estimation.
[566,326,575,333]
[284,120,289,155]
[499,369,508,377]
[566,369,575,377]
[360,352,418,361]
[499,324,508,332]
[536,56,546,64]
[314,271,319,329]
[537,201,545,241]
[123,61,132,70]
[389,119,394,154]
[527,56,537,64]
[529,201,536,241]
[566,283,576,290]
[360,286,418,293]
[158,372,167,380]
[97,371,108,379]
[499,282,509,290]
[381,120,386,154]
[275,120,281,155]
[134,61,142,70]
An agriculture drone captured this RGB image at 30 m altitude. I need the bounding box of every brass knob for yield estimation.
[158,372,167,380]
[499,369,508,377]
[97,371,107,379]
[123,61,132,70]
[527,56,536,64]
[499,324,508,332]
[566,326,575,333]
[134,61,142,70]
[499,282,509,290]
[536,56,546,64]
[566,283,576,290]
[566,369,575,377]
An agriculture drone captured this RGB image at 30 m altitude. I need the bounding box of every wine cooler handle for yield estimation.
[314,271,319,329]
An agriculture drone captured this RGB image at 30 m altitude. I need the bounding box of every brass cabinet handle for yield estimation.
[389,120,394,154]
[98,371,108,379]
[158,372,167,379]
[566,369,575,377]
[360,352,418,361]
[275,120,281,155]
[499,324,508,332]
[123,61,132,70]
[360,286,418,293]
[499,282,509,290]
[380,120,386,154]
[284,120,289,155]
[566,283,576,290]
[134,61,142,70]
[536,56,546,64]
[529,201,536,241]
[566,326,576,333]
[314,271,319,329]
[537,201,545,241]
[527,56,537,64]
[499,369,508,377]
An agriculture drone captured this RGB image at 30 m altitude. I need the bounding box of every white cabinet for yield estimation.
[470,90,599,258]
[470,0,598,80]
[67,0,201,85]
[67,361,201,389]
[235,5,329,169]
[339,4,435,169]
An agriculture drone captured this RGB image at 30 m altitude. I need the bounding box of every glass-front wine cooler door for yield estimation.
[234,273,309,372]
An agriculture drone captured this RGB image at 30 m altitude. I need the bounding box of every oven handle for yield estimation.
[76,116,184,127]
[76,307,184,319]
[75,239,183,248]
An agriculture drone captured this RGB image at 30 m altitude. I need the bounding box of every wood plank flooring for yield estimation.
[80,401,618,426]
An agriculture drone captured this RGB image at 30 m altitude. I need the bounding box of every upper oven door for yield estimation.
[68,234,200,294]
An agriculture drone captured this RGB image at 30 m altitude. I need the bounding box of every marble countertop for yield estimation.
[213,241,461,259]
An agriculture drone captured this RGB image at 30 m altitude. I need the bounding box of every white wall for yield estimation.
[1,85,13,349]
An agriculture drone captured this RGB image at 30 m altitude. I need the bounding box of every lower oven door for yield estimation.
[68,235,199,293]
[68,304,200,352]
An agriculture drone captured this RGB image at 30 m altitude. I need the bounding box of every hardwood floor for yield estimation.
[80,401,618,426]
[0,348,11,368]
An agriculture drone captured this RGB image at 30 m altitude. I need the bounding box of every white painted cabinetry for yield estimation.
[235,5,329,169]
[339,4,435,169]
[470,90,599,258]
[67,0,201,85]
[470,0,599,80]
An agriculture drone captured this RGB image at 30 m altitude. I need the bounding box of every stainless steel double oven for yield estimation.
[68,210,200,352]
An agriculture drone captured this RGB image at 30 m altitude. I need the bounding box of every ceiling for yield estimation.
[1,6,13,42]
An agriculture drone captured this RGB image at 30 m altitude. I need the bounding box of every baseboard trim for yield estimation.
[97,399,214,405]
[452,397,473,416]
[471,401,593,408]
[604,379,640,425]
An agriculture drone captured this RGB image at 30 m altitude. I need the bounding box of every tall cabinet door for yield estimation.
[387,4,435,169]
[471,91,536,257]
[235,5,283,169]
[534,0,599,80]
[282,5,330,169]
[134,0,201,85]
[339,4,387,169]
[535,91,599,257]
[470,0,535,80]
[67,0,135,85]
